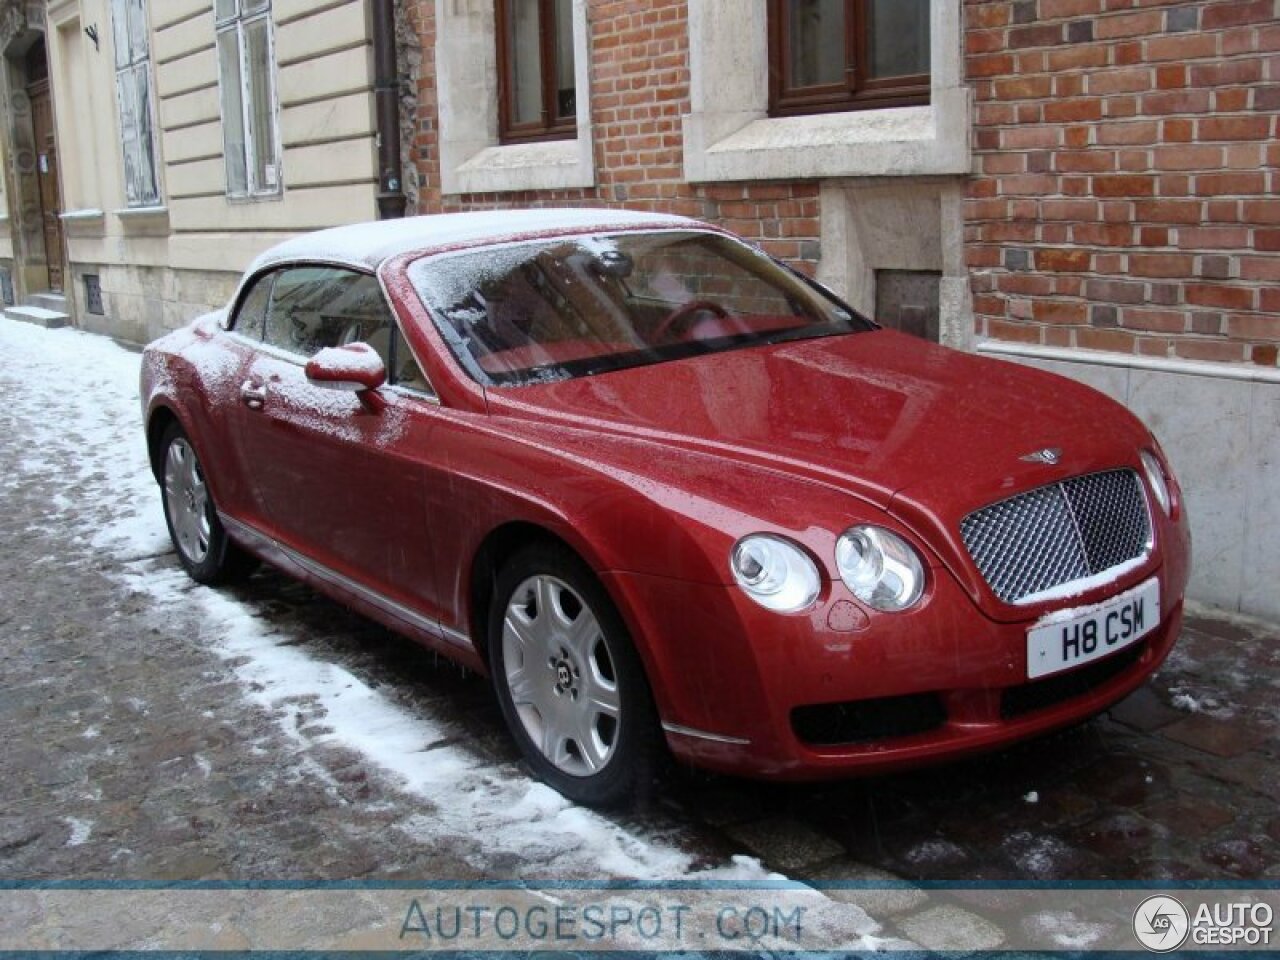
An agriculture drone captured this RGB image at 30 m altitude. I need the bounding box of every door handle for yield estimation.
[240,380,268,410]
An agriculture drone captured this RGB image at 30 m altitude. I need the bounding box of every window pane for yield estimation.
[391,327,432,392]
[506,0,543,126]
[128,0,149,60]
[265,268,373,357]
[243,18,278,192]
[133,64,159,204]
[868,0,929,79]
[788,0,845,89]
[214,0,237,23]
[110,0,130,69]
[233,274,273,341]
[218,30,248,195]
[553,0,575,120]
[117,65,141,205]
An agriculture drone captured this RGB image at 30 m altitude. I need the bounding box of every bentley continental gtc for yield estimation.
[140,209,1190,807]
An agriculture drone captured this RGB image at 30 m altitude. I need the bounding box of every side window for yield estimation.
[264,267,383,358]
[231,272,273,340]
[391,327,432,394]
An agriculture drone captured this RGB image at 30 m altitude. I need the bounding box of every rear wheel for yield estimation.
[159,421,257,584]
[489,543,659,807]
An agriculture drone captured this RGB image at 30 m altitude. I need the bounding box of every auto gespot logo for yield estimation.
[1134,895,1275,951]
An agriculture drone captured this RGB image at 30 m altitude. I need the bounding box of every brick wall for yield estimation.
[965,0,1280,366]
[400,0,822,274]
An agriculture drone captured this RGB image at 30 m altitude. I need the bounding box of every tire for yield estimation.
[489,542,660,808]
[158,421,258,585]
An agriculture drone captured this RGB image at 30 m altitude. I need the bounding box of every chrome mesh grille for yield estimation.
[960,470,1151,604]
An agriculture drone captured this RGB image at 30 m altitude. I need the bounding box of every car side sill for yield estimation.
[661,722,751,746]
[219,512,472,651]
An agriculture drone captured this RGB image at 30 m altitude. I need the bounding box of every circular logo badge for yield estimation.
[1133,895,1190,952]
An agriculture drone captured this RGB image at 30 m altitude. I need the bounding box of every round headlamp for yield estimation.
[835,526,926,612]
[730,535,820,613]
[1139,449,1171,516]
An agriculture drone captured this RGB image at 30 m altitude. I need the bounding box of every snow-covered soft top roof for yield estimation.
[246,208,702,275]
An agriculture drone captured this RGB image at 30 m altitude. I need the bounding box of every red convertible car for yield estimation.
[141,209,1190,807]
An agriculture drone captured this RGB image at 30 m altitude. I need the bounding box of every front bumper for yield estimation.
[603,515,1189,780]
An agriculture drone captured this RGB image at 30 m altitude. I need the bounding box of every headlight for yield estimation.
[730,535,820,613]
[1140,449,1171,515]
[835,526,926,612]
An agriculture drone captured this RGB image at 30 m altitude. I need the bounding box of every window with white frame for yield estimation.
[111,0,161,207]
[215,0,281,198]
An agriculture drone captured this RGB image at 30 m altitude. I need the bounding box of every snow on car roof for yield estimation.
[248,208,701,274]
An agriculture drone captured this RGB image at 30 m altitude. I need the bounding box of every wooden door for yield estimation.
[29,81,64,292]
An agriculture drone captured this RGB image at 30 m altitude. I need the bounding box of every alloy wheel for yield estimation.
[501,575,621,776]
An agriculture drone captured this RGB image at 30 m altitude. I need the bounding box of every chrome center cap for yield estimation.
[556,663,572,688]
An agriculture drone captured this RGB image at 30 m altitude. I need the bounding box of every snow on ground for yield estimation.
[0,317,885,945]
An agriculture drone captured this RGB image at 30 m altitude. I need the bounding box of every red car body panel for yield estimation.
[140,214,1191,780]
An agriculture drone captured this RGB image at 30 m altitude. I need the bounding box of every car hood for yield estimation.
[493,330,1150,518]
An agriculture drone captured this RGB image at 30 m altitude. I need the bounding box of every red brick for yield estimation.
[1185,284,1256,310]
[1178,226,1250,249]
[1195,172,1268,196]
[970,53,1017,78]
[1045,99,1104,123]
[1096,10,1163,39]
[1228,315,1280,342]
[1130,253,1196,278]
[1243,200,1280,224]
[1155,65,1186,90]
[1047,45,1109,70]
[1041,199,1101,220]
[1077,327,1138,352]
[1145,34,1219,63]
[1034,300,1090,324]
[1073,223,1135,246]
[1122,308,1187,333]
[1174,340,1247,363]
[1056,151,1117,173]
[1190,59,1264,87]
[988,319,1045,344]
[1153,145,1226,170]
[1009,24,1064,48]
[1098,121,1159,145]
[1202,0,1273,29]
[994,76,1054,99]
[1041,0,1103,15]
[1199,116,1272,142]
[1095,175,1156,197]
[1089,68,1153,95]
[1037,248,1094,271]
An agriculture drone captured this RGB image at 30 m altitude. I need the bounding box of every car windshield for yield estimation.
[407,230,873,386]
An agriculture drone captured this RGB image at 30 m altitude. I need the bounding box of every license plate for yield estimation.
[1026,577,1160,680]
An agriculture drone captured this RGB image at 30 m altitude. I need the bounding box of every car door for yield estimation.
[232,264,438,613]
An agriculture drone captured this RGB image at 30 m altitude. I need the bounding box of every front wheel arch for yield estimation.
[469,522,590,670]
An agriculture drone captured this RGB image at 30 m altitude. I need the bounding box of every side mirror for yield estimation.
[305,342,387,392]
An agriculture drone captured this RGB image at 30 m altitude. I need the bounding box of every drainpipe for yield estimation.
[372,0,407,219]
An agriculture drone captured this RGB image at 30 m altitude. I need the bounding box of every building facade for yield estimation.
[1,0,1276,618]
[0,0,382,342]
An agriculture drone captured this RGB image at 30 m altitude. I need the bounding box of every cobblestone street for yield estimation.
[2,316,1278,951]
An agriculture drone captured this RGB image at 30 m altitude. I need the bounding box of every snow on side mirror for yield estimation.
[305,342,387,393]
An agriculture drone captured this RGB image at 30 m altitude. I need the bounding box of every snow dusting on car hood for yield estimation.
[497,329,1150,518]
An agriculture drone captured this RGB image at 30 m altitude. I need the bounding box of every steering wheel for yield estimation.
[654,300,730,342]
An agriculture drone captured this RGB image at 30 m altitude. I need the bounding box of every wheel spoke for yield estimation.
[573,712,608,773]
[507,666,543,711]
[562,607,601,662]
[536,577,564,628]
[503,610,541,657]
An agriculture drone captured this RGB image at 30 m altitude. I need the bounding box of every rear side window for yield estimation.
[231,273,273,340]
